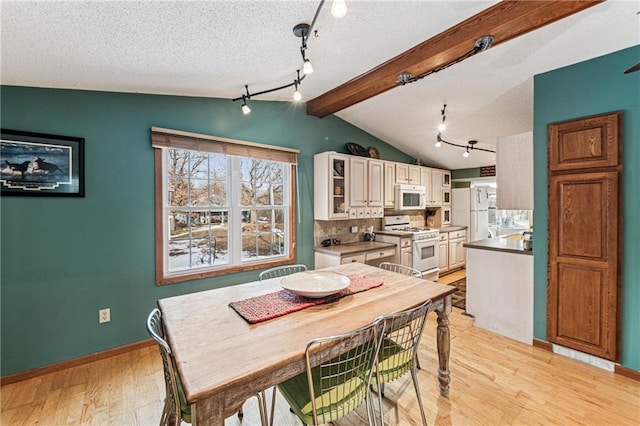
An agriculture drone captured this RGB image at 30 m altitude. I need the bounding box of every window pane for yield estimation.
[209,155,228,206]
[170,210,190,237]
[189,152,209,180]
[167,149,189,178]
[169,178,189,207]
[241,234,258,260]
[190,179,210,206]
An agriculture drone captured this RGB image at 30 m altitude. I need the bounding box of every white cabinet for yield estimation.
[428,169,444,206]
[383,161,396,208]
[341,253,366,264]
[395,164,421,185]
[349,157,383,219]
[314,152,349,220]
[442,207,451,225]
[496,131,533,209]
[438,233,449,272]
[448,230,467,270]
[442,171,451,188]
[420,167,432,200]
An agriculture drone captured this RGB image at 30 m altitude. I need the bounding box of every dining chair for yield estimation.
[379,262,423,278]
[371,300,432,426]
[146,308,269,426]
[274,319,384,426]
[259,264,308,281]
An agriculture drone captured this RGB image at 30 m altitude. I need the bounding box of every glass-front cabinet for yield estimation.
[314,152,349,220]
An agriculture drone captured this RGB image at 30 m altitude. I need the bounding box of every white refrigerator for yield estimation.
[452,188,489,242]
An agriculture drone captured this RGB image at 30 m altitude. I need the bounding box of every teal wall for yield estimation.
[533,45,640,370]
[451,167,482,180]
[0,86,413,376]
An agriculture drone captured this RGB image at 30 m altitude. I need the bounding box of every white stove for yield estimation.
[380,215,440,280]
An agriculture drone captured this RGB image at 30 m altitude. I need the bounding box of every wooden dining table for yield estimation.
[157,262,456,425]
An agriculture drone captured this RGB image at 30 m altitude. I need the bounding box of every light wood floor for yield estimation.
[2,306,639,425]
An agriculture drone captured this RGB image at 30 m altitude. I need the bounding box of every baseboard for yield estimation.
[532,338,553,351]
[1,338,155,386]
[615,364,640,382]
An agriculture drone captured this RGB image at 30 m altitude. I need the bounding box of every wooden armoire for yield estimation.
[547,111,622,362]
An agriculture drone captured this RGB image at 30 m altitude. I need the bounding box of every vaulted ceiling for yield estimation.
[1,1,638,170]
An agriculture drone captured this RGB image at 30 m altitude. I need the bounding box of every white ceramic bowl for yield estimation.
[280,271,350,298]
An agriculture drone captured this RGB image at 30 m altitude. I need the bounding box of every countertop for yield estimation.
[464,237,533,256]
[314,241,396,256]
[439,225,467,233]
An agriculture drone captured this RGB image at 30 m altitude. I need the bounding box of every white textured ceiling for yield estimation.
[1,1,638,170]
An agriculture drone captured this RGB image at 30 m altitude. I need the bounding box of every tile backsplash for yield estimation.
[314,211,429,246]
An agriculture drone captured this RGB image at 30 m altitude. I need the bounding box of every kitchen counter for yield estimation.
[374,230,413,237]
[439,225,467,233]
[314,241,395,255]
[464,236,532,255]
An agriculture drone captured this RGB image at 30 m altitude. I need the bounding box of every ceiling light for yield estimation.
[303,59,314,75]
[438,104,447,131]
[463,148,470,158]
[331,0,347,18]
[241,99,251,115]
[435,133,442,148]
[293,80,302,101]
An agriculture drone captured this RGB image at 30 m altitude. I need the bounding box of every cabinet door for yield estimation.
[395,164,409,184]
[349,157,368,208]
[442,171,451,187]
[401,248,412,267]
[430,169,443,205]
[438,242,449,271]
[448,239,458,268]
[420,168,432,201]
[455,238,466,267]
[383,161,396,208]
[408,166,421,185]
[548,171,619,361]
[314,153,349,220]
[368,160,384,207]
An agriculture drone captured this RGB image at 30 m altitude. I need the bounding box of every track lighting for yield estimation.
[396,36,494,86]
[438,104,447,131]
[331,0,347,18]
[434,105,495,157]
[232,1,345,113]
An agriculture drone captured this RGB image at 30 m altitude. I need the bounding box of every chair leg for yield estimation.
[410,367,428,426]
[270,387,277,426]
[416,353,422,370]
[255,391,268,426]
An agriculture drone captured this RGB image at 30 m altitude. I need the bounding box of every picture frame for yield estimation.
[1,129,85,197]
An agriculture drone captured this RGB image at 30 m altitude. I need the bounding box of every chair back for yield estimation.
[379,262,423,278]
[147,308,189,424]
[259,264,308,281]
[375,300,431,383]
[304,320,384,426]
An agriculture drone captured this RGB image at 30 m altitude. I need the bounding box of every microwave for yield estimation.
[395,184,426,210]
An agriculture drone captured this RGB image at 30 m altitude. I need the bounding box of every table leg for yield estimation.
[435,295,451,397]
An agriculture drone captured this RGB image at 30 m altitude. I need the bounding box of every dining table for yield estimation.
[157,262,456,425]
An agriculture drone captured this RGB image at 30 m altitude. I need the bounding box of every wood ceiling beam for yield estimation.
[305,0,603,118]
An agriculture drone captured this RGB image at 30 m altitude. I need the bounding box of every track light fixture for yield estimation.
[232,0,346,113]
[434,104,495,157]
[438,104,447,131]
[397,35,494,86]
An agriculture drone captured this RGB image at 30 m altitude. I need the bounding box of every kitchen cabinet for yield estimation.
[376,233,412,268]
[349,157,383,219]
[496,131,533,209]
[314,152,349,220]
[442,171,451,188]
[438,233,449,273]
[428,169,444,206]
[420,167,431,199]
[395,163,420,185]
[314,242,396,269]
[383,161,396,208]
[448,230,467,270]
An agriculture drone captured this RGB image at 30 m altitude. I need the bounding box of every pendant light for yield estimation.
[331,0,347,18]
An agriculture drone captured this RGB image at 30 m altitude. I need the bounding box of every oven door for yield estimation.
[412,238,439,273]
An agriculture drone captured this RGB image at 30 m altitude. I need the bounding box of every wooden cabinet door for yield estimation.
[395,164,409,184]
[383,161,396,208]
[430,170,443,205]
[438,242,449,271]
[368,160,384,207]
[349,157,368,208]
[547,171,619,361]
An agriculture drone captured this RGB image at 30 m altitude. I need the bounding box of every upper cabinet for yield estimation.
[383,161,396,208]
[496,132,533,210]
[315,152,450,219]
[395,163,421,185]
[314,152,350,220]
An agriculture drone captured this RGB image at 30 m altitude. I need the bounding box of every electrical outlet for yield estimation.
[99,308,111,324]
[350,226,358,233]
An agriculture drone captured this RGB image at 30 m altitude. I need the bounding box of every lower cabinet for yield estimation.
[439,229,466,274]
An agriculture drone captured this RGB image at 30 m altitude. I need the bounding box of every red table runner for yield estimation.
[229,274,383,324]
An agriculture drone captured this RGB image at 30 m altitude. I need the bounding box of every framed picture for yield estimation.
[1,129,85,197]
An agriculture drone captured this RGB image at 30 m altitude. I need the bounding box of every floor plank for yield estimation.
[2,309,638,425]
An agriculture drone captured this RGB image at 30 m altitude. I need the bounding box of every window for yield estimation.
[153,128,298,285]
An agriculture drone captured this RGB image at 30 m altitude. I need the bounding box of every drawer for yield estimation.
[439,233,449,242]
[365,248,396,261]
[341,254,366,264]
[450,230,466,239]
[400,238,411,248]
